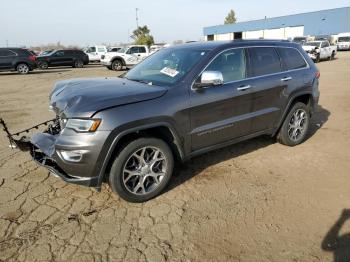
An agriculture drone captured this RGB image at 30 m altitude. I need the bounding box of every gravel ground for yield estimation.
[0,53,350,262]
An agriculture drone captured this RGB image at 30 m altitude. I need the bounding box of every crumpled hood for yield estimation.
[49,77,167,118]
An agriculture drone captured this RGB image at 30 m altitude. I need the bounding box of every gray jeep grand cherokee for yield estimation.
[4,40,320,202]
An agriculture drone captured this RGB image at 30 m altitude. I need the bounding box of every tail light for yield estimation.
[28,55,36,62]
[315,71,321,79]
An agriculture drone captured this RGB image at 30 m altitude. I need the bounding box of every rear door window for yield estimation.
[277,48,307,70]
[247,47,281,77]
[0,50,16,56]
[138,47,147,53]
[206,48,246,83]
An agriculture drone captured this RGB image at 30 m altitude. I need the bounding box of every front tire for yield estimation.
[277,102,310,146]
[109,138,174,203]
[315,54,320,63]
[111,59,123,71]
[16,63,30,74]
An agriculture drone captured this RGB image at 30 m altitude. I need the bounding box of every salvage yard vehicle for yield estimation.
[85,45,107,62]
[108,47,122,52]
[292,36,314,44]
[1,40,320,202]
[337,33,350,51]
[302,40,337,62]
[37,49,89,69]
[0,48,37,74]
[101,45,150,71]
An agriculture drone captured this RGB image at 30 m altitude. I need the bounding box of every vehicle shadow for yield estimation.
[322,209,350,262]
[166,104,330,192]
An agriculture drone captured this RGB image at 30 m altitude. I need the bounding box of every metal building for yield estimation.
[203,7,350,41]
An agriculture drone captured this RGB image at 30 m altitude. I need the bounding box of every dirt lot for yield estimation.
[0,53,350,262]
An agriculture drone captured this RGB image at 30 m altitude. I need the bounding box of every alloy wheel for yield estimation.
[122,146,166,195]
[17,64,29,74]
[288,109,307,142]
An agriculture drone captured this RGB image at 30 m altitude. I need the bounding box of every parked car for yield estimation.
[0,48,37,74]
[108,47,121,52]
[37,50,89,69]
[85,45,107,62]
[101,45,150,70]
[314,35,338,45]
[292,36,314,44]
[337,33,350,51]
[10,40,320,202]
[39,50,55,56]
[302,40,337,62]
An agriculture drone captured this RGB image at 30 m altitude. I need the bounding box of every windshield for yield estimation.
[124,48,209,86]
[304,42,320,47]
[339,37,350,42]
[117,47,128,53]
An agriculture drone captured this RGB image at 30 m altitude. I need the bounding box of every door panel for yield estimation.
[190,48,254,151]
[190,81,254,151]
[246,47,285,133]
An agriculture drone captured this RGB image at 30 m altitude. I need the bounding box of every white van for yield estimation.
[85,45,107,62]
[337,33,350,51]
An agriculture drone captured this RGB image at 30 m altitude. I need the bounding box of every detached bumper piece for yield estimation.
[0,117,99,189]
[31,148,99,187]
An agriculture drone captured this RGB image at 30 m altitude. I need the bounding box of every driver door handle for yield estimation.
[237,85,251,91]
[281,76,292,82]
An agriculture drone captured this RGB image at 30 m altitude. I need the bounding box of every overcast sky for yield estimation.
[0,0,348,47]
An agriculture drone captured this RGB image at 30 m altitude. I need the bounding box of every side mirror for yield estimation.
[194,71,224,89]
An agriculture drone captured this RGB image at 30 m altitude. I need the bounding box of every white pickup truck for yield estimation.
[100,45,150,71]
[85,45,107,63]
[302,40,337,63]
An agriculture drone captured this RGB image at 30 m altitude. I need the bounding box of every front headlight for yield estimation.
[65,119,101,132]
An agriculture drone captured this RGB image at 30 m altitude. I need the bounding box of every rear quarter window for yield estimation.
[277,47,307,70]
[247,47,281,77]
[0,50,16,56]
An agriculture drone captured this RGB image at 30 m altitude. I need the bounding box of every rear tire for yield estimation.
[111,59,123,71]
[329,51,335,60]
[277,102,310,146]
[16,63,29,74]
[109,138,174,203]
[73,60,84,68]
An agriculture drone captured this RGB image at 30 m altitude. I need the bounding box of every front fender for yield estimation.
[93,120,185,189]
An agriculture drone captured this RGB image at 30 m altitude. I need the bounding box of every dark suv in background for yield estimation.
[0,48,37,74]
[37,49,89,69]
[9,40,320,202]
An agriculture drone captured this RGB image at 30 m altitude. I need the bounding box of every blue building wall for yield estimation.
[204,7,350,36]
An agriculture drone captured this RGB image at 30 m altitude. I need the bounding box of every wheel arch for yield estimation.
[273,92,313,137]
[111,56,126,66]
[95,122,184,189]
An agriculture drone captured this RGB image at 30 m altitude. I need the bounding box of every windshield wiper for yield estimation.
[126,77,153,85]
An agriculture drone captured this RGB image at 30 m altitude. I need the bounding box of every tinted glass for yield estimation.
[206,48,246,83]
[322,42,329,48]
[97,47,105,52]
[0,50,15,56]
[55,51,65,56]
[278,48,307,70]
[129,47,139,54]
[139,47,146,53]
[248,47,281,77]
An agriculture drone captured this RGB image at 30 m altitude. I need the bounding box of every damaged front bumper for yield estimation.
[1,118,107,190]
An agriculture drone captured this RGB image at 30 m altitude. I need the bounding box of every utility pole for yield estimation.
[135,8,139,28]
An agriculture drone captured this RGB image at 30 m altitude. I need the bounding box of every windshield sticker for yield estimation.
[160,67,179,77]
